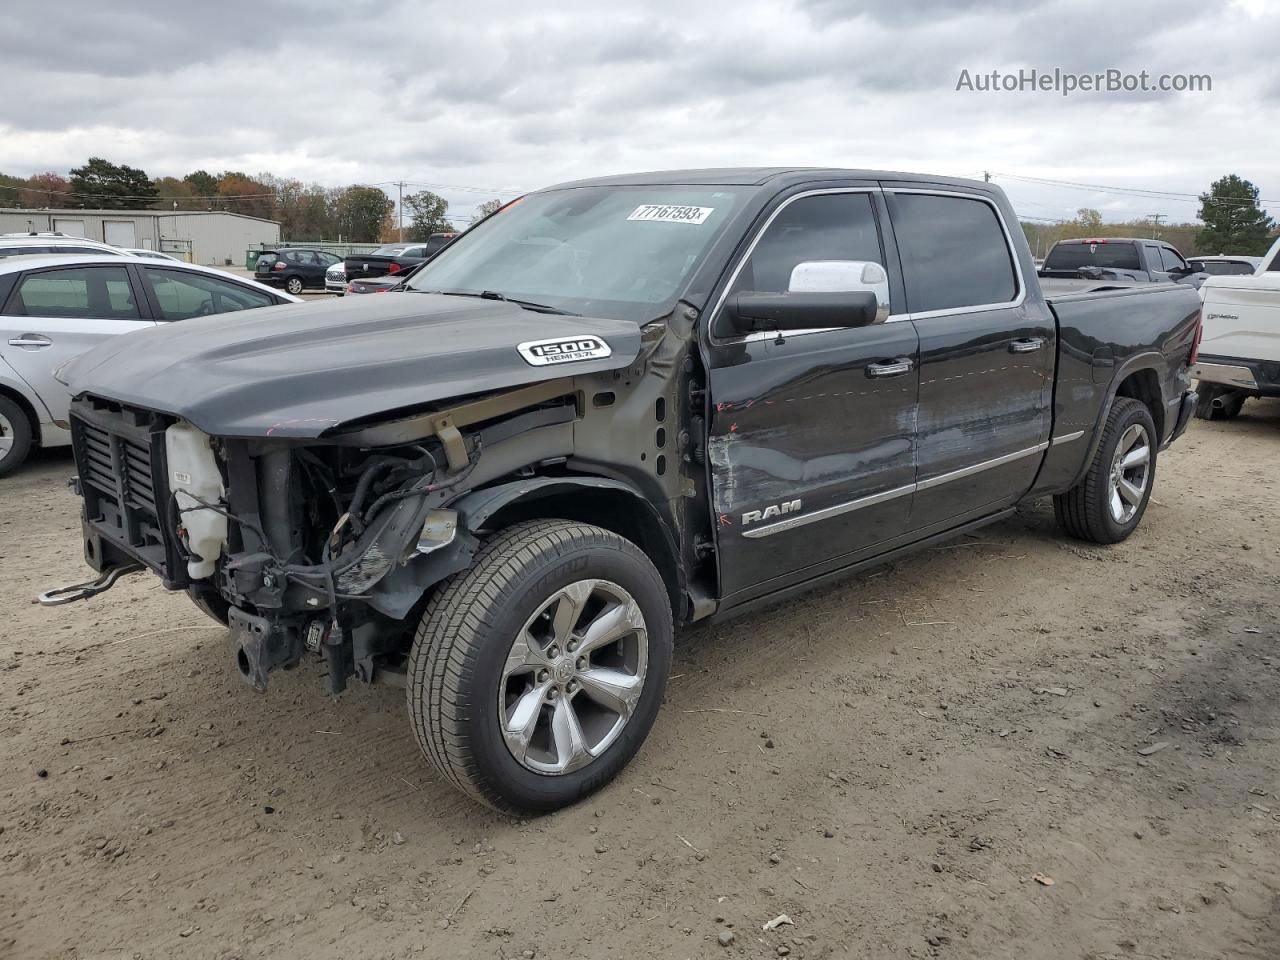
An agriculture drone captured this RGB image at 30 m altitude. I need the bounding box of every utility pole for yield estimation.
[1147,213,1165,239]
[396,181,406,242]
[983,171,991,183]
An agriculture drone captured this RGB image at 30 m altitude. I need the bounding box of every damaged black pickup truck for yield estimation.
[44,169,1201,812]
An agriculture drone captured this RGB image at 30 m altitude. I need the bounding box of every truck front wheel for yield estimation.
[407,519,673,813]
[1054,397,1157,544]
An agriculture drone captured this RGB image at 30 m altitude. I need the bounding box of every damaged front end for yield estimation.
[55,379,581,693]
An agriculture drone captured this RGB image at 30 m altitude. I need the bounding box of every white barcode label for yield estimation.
[627,204,714,225]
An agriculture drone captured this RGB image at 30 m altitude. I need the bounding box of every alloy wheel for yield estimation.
[0,412,12,458]
[1107,422,1151,524]
[497,579,648,775]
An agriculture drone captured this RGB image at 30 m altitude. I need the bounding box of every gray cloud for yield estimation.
[0,0,1273,225]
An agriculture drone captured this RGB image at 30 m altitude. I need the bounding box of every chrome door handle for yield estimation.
[1010,337,1045,353]
[866,357,913,379]
[8,336,52,349]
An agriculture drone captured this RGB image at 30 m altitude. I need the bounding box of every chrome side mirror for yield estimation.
[788,260,890,322]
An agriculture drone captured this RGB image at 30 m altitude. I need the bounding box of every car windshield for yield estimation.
[372,244,410,256]
[404,185,748,321]
[1044,242,1141,271]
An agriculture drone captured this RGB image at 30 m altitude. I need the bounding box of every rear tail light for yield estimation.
[388,262,401,274]
[273,261,285,271]
[1188,309,1203,366]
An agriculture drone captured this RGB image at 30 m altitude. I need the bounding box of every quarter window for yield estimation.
[1159,247,1188,272]
[891,193,1018,313]
[5,265,141,319]
[145,267,276,321]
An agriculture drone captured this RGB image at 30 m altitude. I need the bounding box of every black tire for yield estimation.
[284,275,304,296]
[1054,397,1158,544]
[1193,385,1245,421]
[407,519,673,814]
[0,394,34,478]
[187,587,230,625]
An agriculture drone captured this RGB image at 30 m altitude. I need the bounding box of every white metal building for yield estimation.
[0,208,280,265]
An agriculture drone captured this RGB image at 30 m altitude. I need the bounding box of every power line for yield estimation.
[991,172,1279,209]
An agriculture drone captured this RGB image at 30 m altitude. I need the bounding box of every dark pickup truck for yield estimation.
[1040,237,1205,286]
[343,234,457,282]
[45,168,1200,813]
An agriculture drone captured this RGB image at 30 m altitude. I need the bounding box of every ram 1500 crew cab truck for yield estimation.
[1193,237,1280,419]
[1040,237,1204,286]
[44,169,1201,813]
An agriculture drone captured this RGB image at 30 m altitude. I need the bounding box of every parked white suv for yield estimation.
[0,255,299,475]
[1192,236,1280,420]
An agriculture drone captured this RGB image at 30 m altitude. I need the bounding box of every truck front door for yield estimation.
[884,187,1054,531]
[705,188,919,600]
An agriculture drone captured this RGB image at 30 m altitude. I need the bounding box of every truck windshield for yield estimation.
[405,186,747,321]
[1044,242,1141,271]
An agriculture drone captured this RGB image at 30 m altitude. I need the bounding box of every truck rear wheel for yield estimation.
[1053,397,1157,544]
[407,519,672,813]
[1194,385,1245,421]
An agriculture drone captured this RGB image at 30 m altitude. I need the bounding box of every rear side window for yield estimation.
[891,193,1018,313]
[0,245,51,257]
[1044,242,1141,272]
[54,245,121,256]
[145,267,276,321]
[5,265,140,319]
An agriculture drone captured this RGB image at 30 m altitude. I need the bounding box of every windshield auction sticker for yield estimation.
[627,204,715,225]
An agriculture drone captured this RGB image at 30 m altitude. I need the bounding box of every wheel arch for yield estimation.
[449,477,685,621]
[1068,356,1166,490]
[0,381,42,447]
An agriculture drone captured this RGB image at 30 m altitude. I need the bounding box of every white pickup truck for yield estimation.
[1193,235,1280,420]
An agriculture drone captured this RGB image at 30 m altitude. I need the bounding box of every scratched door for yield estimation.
[704,189,920,600]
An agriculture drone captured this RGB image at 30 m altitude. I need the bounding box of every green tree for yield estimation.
[333,186,394,242]
[68,157,158,209]
[1196,174,1275,255]
[403,190,451,240]
[183,169,219,203]
[1075,208,1104,232]
[151,176,196,210]
[0,172,26,208]
[475,198,503,220]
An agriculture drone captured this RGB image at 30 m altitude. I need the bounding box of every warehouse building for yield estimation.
[0,208,280,265]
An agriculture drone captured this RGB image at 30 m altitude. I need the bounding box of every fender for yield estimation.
[1068,351,1168,490]
[448,475,685,613]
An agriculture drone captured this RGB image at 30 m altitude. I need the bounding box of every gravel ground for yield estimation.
[1,406,1278,960]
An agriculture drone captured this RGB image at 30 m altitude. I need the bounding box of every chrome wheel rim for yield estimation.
[498,579,648,776]
[287,278,302,294]
[0,413,12,457]
[1108,422,1151,524]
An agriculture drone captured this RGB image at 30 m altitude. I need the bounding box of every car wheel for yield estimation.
[1053,397,1157,544]
[1194,385,1245,421]
[0,395,34,478]
[407,519,672,814]
[285,276,304,295]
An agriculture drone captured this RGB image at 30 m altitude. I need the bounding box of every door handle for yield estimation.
[8,336,52,349]
[866,357,913,379]
[1009,337,1045,354]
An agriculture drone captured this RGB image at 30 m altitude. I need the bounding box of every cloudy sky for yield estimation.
[1,0,1276,226]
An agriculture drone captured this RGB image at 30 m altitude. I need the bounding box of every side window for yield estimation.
[145,267,276,321]
[0,246,51,258]
[1230,261,1257,275]
[320,253,340,266]
[1160,247,1188,272]
[892,193,1018,313]
[6,266,141,319]
[1144,245,1165,271]
[293,251,318,266]
[60,246,121,256]
[729,192,887,300]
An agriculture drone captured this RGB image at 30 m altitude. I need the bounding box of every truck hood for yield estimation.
[64,293,642,438]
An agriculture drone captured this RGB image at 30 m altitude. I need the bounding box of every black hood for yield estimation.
[64,293,642,438]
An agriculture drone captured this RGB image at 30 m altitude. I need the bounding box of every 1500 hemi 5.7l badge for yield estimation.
[517,336,613,366]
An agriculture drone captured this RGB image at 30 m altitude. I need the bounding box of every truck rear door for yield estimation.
[884,187,1054,531]
[705,187,919,600]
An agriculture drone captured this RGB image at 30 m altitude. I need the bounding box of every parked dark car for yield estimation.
[343,234,456,282]
[345,275,404,294]
[48,168,1200,814]
[255,248,343,295]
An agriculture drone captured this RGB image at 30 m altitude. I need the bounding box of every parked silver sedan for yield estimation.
[0,255,299,475]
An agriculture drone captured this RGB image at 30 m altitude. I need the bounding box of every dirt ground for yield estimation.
[2,405,1278,960]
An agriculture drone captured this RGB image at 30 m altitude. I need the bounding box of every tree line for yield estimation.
[1021,173,1275,259]
[0,158,505,244]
